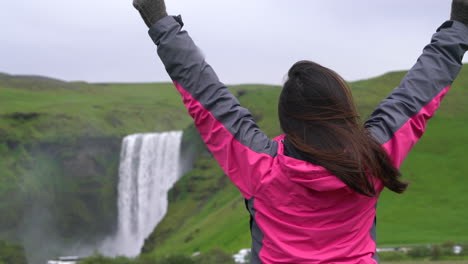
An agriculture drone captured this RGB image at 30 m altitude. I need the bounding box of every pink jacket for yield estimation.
[149,16,468,263]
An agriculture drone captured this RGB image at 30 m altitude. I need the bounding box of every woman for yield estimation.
[133,1,468,263]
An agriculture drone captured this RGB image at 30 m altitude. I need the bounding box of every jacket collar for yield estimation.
[274,135,348,192]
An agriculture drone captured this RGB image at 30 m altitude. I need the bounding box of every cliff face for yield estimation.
[0,137,122,264]
[1,137,121,238]
[41,137,120,180]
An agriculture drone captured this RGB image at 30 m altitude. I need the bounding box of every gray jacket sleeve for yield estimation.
[148,16,277,198]
[365,21,468,167]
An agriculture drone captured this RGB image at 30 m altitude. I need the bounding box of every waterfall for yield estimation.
[101,131,183,256]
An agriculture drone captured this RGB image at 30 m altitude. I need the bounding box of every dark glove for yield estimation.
[451,0,468,25]
[133,0,168,28]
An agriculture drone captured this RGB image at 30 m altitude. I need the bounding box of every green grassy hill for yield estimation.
[354,68,468,245]
[0,75,192,144]
[0,65,467,260]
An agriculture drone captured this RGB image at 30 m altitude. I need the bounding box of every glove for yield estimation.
[451,0,468,25]
[133,0,168,28]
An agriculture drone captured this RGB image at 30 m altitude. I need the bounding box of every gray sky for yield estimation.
[1,0,466,84]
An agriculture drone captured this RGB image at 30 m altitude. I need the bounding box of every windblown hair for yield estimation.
[279,60,408,196]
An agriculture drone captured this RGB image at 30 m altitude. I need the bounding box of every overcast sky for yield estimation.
[1,0,466,85]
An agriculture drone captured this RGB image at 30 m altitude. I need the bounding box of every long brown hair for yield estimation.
[278,60,407,196]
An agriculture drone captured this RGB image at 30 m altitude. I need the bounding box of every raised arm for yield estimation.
[133,0,277,199]
[365,1,468,168]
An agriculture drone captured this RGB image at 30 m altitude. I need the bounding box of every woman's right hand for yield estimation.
[133,0,168,28]
[452,0,468,25]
